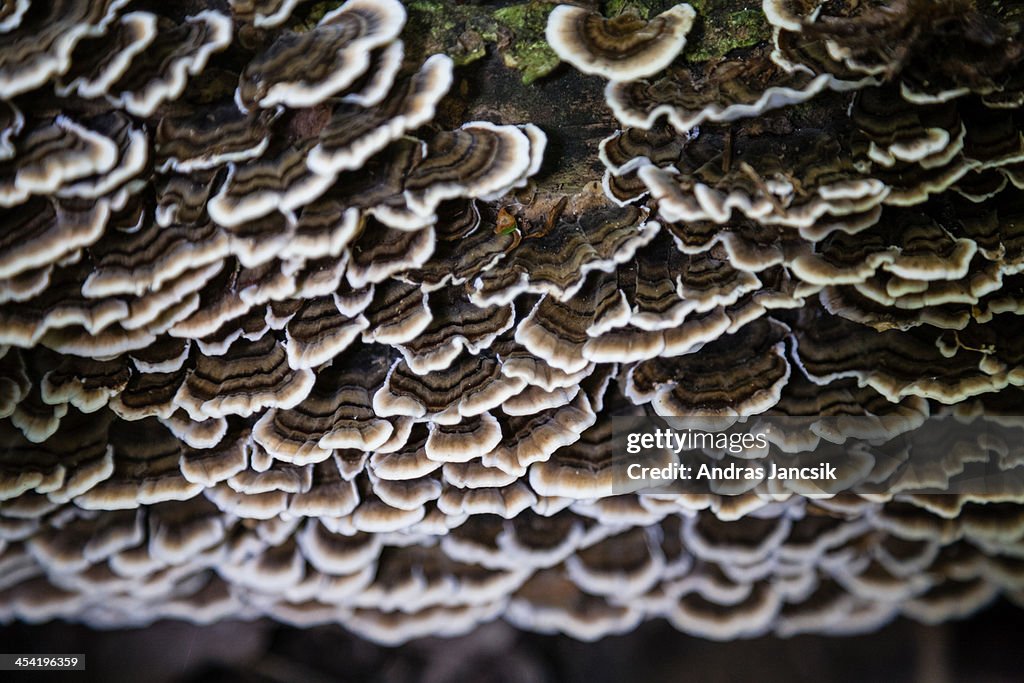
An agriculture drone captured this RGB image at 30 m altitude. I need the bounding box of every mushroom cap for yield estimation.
[605,48,831,133]
[307,54,453,176]
[546,4,696,81]
[236,0,406,109]
[0,0,131,98]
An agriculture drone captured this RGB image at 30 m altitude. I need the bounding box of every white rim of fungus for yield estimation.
[0,0,30,34]
[253,0,306,28]
[55,12,159,99]
[605,74,833,133]
[404,121,539,218]
[546,3,696,81]
[57,125,149,199]
[15,116,121,195]
[0,0,132,98]
[306,54,455,175]
[247,0,407,109]
[107,11,234,118]
[341,39,405,107]
[0,100,24,161]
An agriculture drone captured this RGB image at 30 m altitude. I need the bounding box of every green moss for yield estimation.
[605,1,651,19]
[403,1,561,84]
[408,1,456,30]
[685,4,771,61]
[451,31,488,67]
[405,1,492,67]
[408,0,443,12]
[492,2,553,32]
[492,2,559,84]
[505,39,560,84]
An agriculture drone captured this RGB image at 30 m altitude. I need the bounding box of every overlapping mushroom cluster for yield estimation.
[534,0,1024,636]
[546,0,1024,404]
[2,0,1024,644]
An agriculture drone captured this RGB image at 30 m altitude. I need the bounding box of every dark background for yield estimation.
[2,599,1023,682]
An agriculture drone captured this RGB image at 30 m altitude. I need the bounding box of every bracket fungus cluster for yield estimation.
[2,0,1024,646]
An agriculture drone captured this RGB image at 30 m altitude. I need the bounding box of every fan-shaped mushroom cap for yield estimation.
[174,426,248,488]
[471,204,658,306]
[792,307,1018,403]
[346,226,433,290]
[483,391,597,477]
[0,0,129,98]
[236,0,406,110]
[2,116,121,207]
[359,280,429,347]
[156,103,277,175]
[253,346,396,463]
[404,122,546,218]
[83,216,228,299]
[369,424,439,481]
[40,356,129,413]
[207,141,333,228]
[75,418,200,509]
[55,11,158,100]
[767,0,1024,104]
[606,48,830,133]
[175,334,315,420]
[307,54,454,176]
[396,291,514,375]
[284,295,368,369]
[546,4,696,81]
[1,409,113,501]
[96,11,232,118]
[373,351,528,425]
[639,130,889,227]
[626,318,792,418]
[528,415,623,499]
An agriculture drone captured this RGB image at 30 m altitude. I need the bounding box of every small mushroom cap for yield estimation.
[55,11,158,100]
[471,205,658,306]
[546,4,696,81]
[175,334,315,420]
[396,291,514,375]
[104,11,233,118]
[0,0,130,98]
[236,0,406,109]
[307,53,454,176]
[404,122,544,219]
[605,50,831,133]
[156,104,277,175]
[373,351,528,425]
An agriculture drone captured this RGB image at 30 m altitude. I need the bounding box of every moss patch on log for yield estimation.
[491,2,560,84]
[685,1,771,61]
[404,1,559,84]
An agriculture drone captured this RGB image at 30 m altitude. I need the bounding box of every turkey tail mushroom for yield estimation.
[0,0,1023,649]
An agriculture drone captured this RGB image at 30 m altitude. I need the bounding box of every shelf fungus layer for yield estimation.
[0,0,1023,648]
